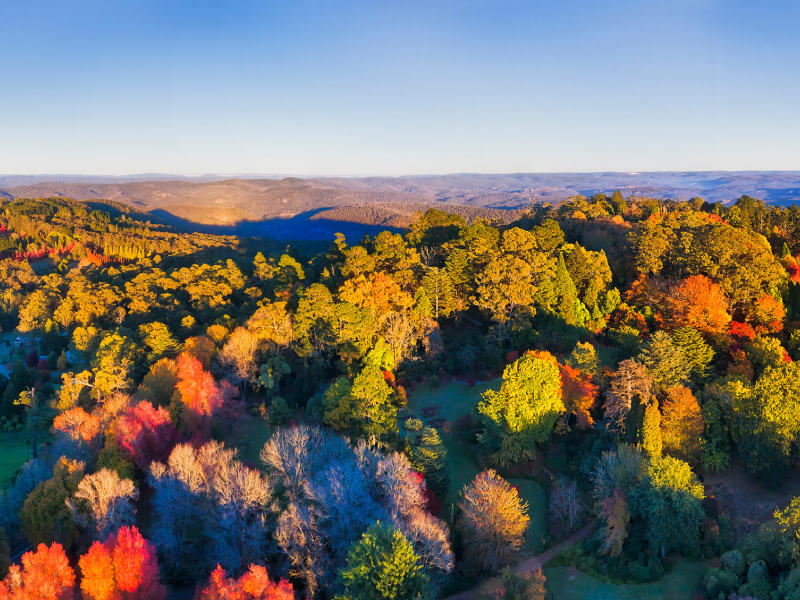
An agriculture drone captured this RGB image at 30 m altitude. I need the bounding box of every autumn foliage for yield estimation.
[665,275,731,336]
[0,543,75,600]
[559,364,599,430]
[194,564,294,600]
[79,526,166,600]
[660,386,704,464]
[53,407,101,447]
[114,401,181,469]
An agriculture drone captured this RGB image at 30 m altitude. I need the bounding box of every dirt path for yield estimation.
[443,520,596,600]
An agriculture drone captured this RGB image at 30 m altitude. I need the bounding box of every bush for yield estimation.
[747,560,768,584]
[404,418,423,432]
[269,396,291,426]
[703,566,739,599]
[430,375,440,388]
[720,550,745,577]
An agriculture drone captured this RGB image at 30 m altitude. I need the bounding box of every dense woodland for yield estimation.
[2,193,800,599]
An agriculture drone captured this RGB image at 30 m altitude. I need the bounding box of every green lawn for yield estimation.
[0,440,32,488]
[543,560,707,600]
[404,379,548,552]
[221,415,274,467]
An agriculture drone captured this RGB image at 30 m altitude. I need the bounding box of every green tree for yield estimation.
[636,331,690,391]
[410,427,451,501]
[477,351,564,466]
[268,396,291,426]
[138,322,182,364]
[351,365,396,439]
[552,253,587,326]
[633,455,704,557]
[422,267,456,320]
[97,436,137,484]
[640,397,662,457]
[740,362,800,473]
[20,460,83,546]
[338,521,428,600]
[137,358,179,408]
[671,327,714,380]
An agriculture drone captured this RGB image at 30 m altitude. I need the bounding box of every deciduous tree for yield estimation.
[0,542,75,600]
[458,470,530,571]
[477,351,564,466]
[68,468,138,540]
[79,525,166,600]
[660,386,704,464]
[195,564,295,600]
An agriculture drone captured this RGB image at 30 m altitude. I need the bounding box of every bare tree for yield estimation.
[548,478,583,531]
[68,468,138,539]
[261,426,453,596]
[149,442,276,576]
[382,310,417,365]
[218,327,260,401]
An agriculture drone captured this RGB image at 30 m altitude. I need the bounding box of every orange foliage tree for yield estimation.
[559,364,599,431]
[195,564,295,600]
[0,543,75,600]
[52,407,101,447]
[748,293,786,334]
[338,272,413,320]
[659,386,704,464]
[79,526,166,600]
[665,275,731,336]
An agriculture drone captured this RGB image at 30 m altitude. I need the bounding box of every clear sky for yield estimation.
[1,0,798,176]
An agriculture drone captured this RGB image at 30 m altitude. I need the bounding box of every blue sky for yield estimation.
[1,0,798,176]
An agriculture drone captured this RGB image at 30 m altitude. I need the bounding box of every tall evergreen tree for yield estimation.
[411,427,451,501]
[671,327,714,380]
[640,397,662,457]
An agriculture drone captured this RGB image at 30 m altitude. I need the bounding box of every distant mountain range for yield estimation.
[1,172,799,239]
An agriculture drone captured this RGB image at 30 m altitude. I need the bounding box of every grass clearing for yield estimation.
[0,440,32,488]
[543,560,706,600]
[221,415,274,467]
[404,379,548,552]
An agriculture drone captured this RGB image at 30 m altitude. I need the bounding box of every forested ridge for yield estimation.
[1,192,800,599]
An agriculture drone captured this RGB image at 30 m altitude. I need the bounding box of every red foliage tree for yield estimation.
[79,526,166,600]
[0,543,75,600]
[559,364,599,430]
[25,349,39,368]
[114,401,181,469]
[36,359,49,372]
[195,564,294,600]
[729,321,756,342]
[53,407,101,447]
[176,354,224,438]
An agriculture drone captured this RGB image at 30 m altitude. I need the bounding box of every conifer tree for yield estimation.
[640,397,662,457]
[411,427,451,501]
[671,327,714,380]
[553,253,580,325]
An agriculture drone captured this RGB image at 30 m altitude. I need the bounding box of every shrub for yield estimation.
[404,418,423,433]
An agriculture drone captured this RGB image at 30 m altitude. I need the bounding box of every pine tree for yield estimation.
[671,327,714,380]
[411,427,451,501]
[553,253,579,325]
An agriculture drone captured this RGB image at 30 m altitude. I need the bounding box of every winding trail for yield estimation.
[443,520,596,600]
